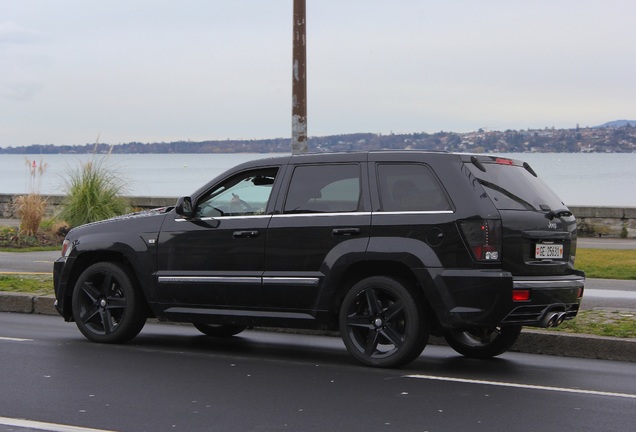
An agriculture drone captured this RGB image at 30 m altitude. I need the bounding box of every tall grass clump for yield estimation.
[60,157,131,228]
[12,158,48,235]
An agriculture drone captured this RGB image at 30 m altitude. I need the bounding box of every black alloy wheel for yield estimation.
[193,323,247,338]
[444,325,522,358]
[72,262,147,343]
[339,276,429,368]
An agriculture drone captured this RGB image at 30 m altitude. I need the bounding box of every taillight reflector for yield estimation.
[513,290,531,302]
[495,158,514,165]
[61,239,70,257]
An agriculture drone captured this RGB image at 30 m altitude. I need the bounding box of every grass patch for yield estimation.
[0,274,54,296]
[576,248,636,280]
[0,246,60,253]
[548,309,636,338]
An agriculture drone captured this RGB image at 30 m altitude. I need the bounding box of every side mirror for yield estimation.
[175,196,194,218]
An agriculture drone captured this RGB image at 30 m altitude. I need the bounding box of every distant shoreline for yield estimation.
[1,125,635,154]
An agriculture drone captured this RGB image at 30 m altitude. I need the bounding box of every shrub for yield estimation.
[13,194,47,236]
[59,157,131,227]
[12,158,48,235]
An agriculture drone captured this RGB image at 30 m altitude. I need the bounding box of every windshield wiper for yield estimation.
[479,180,535,211]
[540,204,572,219]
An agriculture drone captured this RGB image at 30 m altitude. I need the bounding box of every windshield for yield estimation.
[465,162,566,211]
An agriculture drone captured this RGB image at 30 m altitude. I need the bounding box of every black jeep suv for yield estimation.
[53,151,585,368]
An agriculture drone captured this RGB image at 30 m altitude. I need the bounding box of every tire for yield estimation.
[444,325,522,358]
[71,262,147,344]
[339,276,429,368]
[193,323,246,338]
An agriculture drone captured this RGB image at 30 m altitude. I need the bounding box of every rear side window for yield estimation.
[284,164,361,213]
[465,162,564,211]
[377,163,452,212]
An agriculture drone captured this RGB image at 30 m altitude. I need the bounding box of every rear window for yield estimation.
[465,161,565,211]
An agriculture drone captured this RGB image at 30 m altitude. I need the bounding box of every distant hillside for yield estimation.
[2,124,636,154]
[595,120,636,128]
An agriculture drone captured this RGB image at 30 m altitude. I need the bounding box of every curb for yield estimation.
[0,292,58,316]
[1,292,634,363]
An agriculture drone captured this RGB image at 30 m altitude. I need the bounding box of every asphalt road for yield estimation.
[1,313,635,432]
[0,251,59,274]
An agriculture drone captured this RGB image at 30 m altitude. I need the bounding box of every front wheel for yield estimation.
[193,323,246,338]
[72,262,147,344]
[339,276,429,368]
[444,325,522,358]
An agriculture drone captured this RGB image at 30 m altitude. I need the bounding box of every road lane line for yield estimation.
[0,416,117,432]
[404,374,636,399]
[0,336,33,342]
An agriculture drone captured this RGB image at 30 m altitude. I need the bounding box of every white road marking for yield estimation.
[404,374,636,399]
[0,336,33,342]
[0,416,117,432]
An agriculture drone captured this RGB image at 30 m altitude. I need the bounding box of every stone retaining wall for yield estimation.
[1,194,634,237]
[570,206,636,238]
[0,194,177,219]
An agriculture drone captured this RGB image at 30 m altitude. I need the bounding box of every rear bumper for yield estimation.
[418,268,585,329]
[503,271,585,326]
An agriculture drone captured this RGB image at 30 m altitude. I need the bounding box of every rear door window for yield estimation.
[283,164,361,213]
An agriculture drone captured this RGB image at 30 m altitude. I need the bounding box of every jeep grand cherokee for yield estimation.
[53,151,585,368]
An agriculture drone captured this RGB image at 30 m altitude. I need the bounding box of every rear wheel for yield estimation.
[72,262,146,343]
[444,325,522,358]
[193,323,246,338]
[339,276,429,368]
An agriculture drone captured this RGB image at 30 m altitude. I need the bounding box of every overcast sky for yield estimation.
[1,0,635,148]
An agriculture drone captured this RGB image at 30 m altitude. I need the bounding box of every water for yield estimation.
[498,152,636,207]
[0,153,280,199]
[1,152,635,207]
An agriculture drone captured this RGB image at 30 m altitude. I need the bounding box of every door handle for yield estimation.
[233,230,259,238]
[332,227,361,236]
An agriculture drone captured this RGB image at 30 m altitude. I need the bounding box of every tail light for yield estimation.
[459,219,502,262]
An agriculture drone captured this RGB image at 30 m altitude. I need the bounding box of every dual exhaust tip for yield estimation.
[541,311,568,328]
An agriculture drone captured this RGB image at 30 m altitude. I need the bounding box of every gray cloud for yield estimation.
[0,22,43,44]
[0,79,43,101]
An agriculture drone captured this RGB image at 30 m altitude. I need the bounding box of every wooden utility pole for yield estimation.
[291,0,307,154]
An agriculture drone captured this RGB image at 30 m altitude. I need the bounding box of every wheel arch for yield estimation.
[329,259,442,333]
[62,250,150,321]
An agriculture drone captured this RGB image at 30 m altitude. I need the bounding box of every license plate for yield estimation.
[535,243,564,259]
